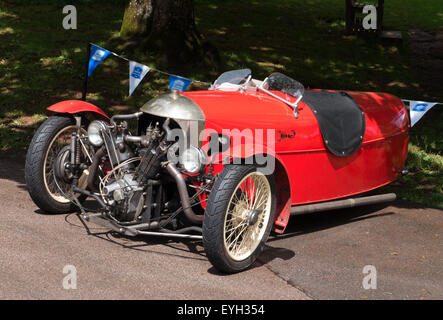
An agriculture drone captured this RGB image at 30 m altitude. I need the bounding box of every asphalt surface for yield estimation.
[262,202,443,299]
[0,154,308,300]
[0,153,441,299]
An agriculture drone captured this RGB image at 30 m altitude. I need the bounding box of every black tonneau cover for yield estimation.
[301,90,366,157]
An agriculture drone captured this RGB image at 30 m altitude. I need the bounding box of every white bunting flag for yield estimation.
[406,100,438,127]
[129,61,151,96]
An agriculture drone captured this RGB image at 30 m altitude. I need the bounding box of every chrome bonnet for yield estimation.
[140,91,205,121]
[140,91,205,147]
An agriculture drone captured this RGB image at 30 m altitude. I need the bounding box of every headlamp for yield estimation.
[180,146,207,174]
[87,120,106,147]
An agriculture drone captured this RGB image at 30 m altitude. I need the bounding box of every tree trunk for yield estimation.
[120,0,218,69]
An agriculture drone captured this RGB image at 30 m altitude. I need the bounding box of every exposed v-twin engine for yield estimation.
[100,120,171,222]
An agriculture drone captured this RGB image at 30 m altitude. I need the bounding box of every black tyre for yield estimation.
[203,165,276,273]
[25,115,86,213]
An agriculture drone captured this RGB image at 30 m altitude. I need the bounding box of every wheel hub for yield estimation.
[247,209,262,226]
[54,146,73,183]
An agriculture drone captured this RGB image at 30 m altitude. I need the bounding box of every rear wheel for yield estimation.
[25,115,88,213]
[203,165,276,273]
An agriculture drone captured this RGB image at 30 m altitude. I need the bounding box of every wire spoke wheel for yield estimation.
[224,172,272,261]
[203,165,276,273]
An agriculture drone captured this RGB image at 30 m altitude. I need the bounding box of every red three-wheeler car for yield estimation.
[25,69,409,273]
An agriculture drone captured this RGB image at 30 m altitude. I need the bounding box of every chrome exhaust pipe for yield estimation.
[290,193,396,216]
[165,162,204,224]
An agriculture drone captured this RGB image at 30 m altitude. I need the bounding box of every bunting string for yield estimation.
[87,43,211,97]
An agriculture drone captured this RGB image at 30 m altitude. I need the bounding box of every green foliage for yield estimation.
[2,0,125,5]
[0,0,441,207]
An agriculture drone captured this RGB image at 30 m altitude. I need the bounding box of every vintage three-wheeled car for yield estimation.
[25,69,409,273]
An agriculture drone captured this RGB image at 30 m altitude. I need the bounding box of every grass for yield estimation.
[0,0,442,207]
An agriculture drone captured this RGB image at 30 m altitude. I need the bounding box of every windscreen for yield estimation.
[265,72,304,100]
[213,69,252,88]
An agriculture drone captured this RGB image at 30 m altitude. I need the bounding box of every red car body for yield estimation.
[47,88,409,233]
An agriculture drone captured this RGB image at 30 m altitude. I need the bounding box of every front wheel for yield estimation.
[203,165,276,273]
[25,115,87,213]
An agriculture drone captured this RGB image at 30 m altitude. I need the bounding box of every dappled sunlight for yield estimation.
[53,90,83,101]
[249,46,274,52]
[0,1,125,123]
[194,0,435,100]
[256,61,285,70]
[387,81,408,88]
[0,0,441,208]
[0,111,47,150]
[0,9,18,19]
[0,26,14,35]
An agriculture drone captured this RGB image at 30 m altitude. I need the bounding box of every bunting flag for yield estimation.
[88,45,111,77]
[129,61,151,96]
[83,43,211,99]
[404,100,438,127]
[169,75,192,93]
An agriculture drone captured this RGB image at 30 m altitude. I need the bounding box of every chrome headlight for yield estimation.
[87,120,106,147]
[180,146,208,174]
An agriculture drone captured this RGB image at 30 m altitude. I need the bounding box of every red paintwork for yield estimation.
[46,91,409,233]
[47,100,110,120]
[183,89,409,232]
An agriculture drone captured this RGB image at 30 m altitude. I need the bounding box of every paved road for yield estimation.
[263,201,443,299]
[0,154,441,299]
[0,154,308,300]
